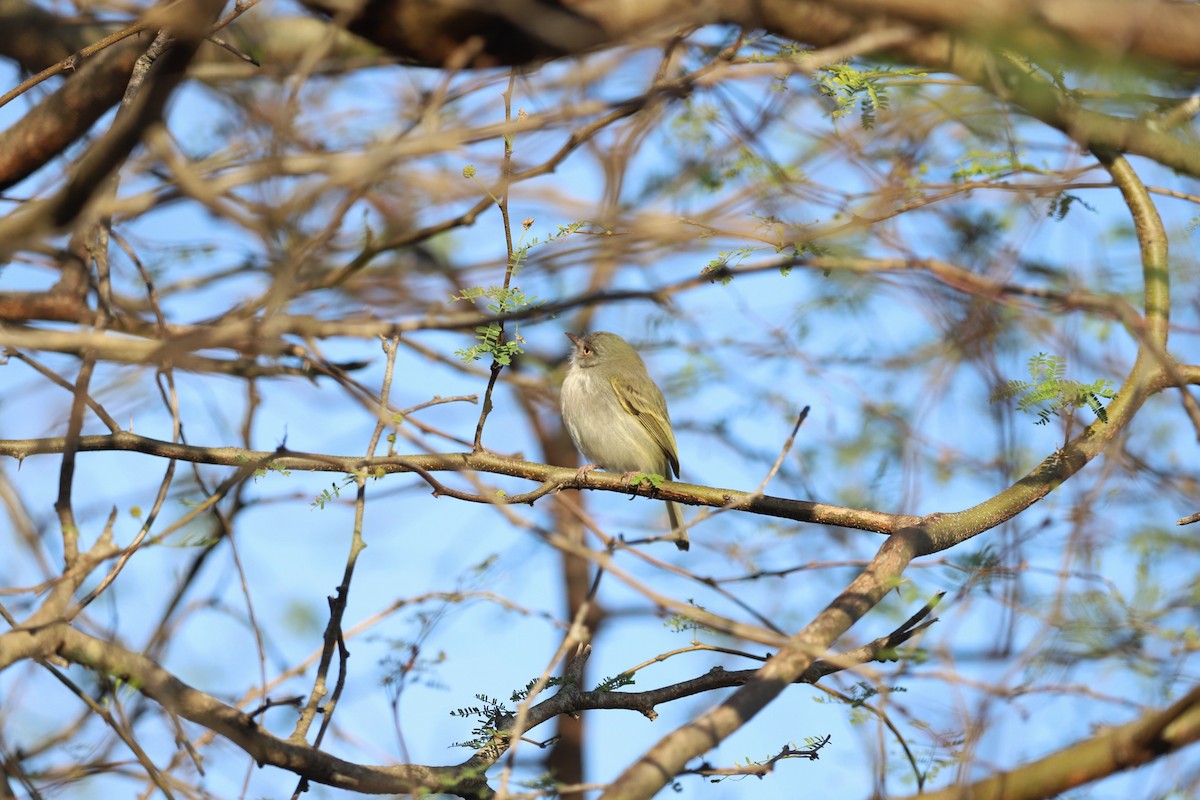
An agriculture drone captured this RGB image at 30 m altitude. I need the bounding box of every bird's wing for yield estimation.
[610,374,680,477]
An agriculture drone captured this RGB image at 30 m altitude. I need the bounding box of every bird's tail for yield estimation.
[667,501,688,551]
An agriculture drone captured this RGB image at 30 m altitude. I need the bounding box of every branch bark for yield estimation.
[905,684,1200,800]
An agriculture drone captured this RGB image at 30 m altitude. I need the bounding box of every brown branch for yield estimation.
[904,684,1200,800]
[313,45,728,288]
[468,71,519,452]
[599,527,924,798]
[0,19,152,111]
[38,660,175,796]
[290,1,1200,178]
[0,572,932,800]
[806,0,1200,70]
[0,35,144,190]
[0,0,266,189]
[595,125,1176,800]
[4,349,120,433]
[299,0,1200,73]
[662,4,1200,181]
[686,737,830,780]
[0,0,227,252]
[25,625,490,797]
[0,242,1171,370]
[0,434,915,535]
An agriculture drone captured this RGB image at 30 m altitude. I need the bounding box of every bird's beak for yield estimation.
[565,332,583,346]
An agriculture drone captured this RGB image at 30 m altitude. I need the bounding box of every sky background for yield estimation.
[2,7,1199,798]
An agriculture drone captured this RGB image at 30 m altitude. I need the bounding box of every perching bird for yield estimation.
[560,331,687,550]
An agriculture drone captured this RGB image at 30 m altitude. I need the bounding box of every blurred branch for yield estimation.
[285,1,1200,180]
[0,0,228,250]
[0,0,265,188]
[0,585,936,798]
[598,142,1179,800]
[467,598,936,772]
[850,12,1178,179]
[38,660,174,795]
[904,683,1200,800]
[297,0,1200,73]
[0,18,153,111]
[1,1,1197,796]
[806,0,1200,70]
[9,625,496,797]
[600,523,923,797]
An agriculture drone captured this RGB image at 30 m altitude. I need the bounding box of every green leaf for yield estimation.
[990,353,1116,427]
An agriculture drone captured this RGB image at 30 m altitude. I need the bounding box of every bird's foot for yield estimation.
[575,464,601,481]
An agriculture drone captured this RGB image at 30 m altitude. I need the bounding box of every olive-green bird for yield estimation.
[560,331,687,550]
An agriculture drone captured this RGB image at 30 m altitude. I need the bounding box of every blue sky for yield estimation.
[2,13,1200,799]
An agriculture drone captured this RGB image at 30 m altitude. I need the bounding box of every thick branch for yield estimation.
[599,528,924,798]
[0,624,496,797]
[597,138,1176,800]
[299,0,1200,72]
[0,0,227,250]
[808,0,1200,70]
[288,1,1200,178]
[906,684,1200,800]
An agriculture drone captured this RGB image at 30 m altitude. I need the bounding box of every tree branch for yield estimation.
[904,684,1200,800]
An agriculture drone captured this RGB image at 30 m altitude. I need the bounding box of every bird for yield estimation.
[560,331,687,550]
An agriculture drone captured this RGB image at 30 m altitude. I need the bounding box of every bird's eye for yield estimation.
[581,346,592,355]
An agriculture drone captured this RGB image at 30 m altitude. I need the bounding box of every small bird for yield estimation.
[560,331,687,550]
